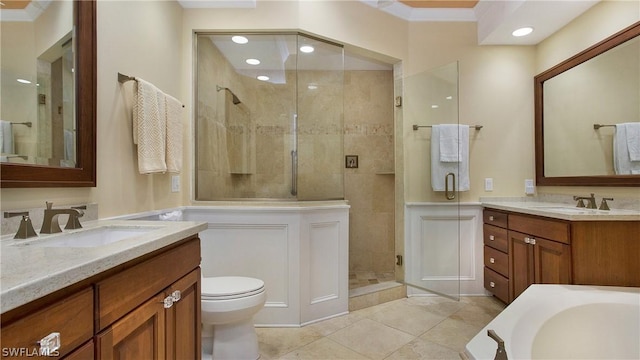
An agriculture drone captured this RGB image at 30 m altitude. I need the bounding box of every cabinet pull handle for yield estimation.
[163,295,174,309]
[490,257,495,264]
[530,238,536,245]
[524,237,530,244]
[38,332,61,356]
[489,216,494,221]
[171,290,182,302]
[489,235,495,241]
[489,281,495,288]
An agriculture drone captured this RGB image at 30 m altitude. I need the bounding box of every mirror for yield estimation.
[535,21,640,187]
[0,0,95,188]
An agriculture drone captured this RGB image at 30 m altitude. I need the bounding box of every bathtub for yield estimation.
[121,202,350,327]
[465,284,640,360]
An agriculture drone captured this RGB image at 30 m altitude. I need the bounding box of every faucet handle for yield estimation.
[4,211,38,239]
[575,198,586,208]
[46,201,54,210]
[65,210,84,230]
[599,197,614,211]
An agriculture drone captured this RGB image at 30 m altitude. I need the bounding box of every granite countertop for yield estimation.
[482,201,640,221]
[0,219,207,313]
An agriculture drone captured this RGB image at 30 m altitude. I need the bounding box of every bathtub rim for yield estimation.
[464,284,640,360]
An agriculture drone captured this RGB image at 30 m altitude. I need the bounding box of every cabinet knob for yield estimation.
[489,257,495,264]
[38,332,60,356]
[530,238,536,245]
[163,296,174,309]
[489,235,495,241]
[171,290,182,302]
[524,237,530,244]
[489,216,494,221]
[489,281,495,288]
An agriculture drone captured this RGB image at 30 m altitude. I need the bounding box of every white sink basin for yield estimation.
[16,226,161,248]
[530,206,595,214]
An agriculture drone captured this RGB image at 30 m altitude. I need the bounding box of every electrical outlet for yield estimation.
[484,178,493,191]
[525,179,535,195]
[171,175,180,193]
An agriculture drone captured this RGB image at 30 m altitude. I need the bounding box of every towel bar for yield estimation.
[413,124,483,131]
[117,72,185,108]
[593,124,616,130]
[10,122,33,128]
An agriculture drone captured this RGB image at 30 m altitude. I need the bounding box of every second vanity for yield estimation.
[482,200,640,304]
[0,219,207,359]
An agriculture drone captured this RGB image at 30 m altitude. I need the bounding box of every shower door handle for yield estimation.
[445,172,456,200]
[291,150,298,196]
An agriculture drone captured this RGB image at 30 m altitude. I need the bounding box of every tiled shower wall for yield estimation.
[344,70,395,275]
[197,37,396,275]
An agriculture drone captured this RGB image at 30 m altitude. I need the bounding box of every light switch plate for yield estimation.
[171,175,180,193]
[484,178,493,191]
[525,179,535,195]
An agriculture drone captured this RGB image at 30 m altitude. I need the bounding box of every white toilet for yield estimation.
[201,276,266,360]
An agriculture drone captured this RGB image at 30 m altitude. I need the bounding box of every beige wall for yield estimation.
[2,0,186,217]
[3,0,639,218]
[535,0,640,199]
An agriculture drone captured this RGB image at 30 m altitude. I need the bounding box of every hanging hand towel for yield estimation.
[613,123,640,174]
[431,124,470,192]
[439,124,467,162]
[133,77,167,174]
[624,122,640,161]
[0,120,14,154]
[165,94,183,173]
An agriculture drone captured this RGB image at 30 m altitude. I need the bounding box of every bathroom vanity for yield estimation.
[0,220,206,359]
[482,202,640,304]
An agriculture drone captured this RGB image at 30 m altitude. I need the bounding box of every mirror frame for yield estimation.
[0,0,96,188]
[535,21,640,187]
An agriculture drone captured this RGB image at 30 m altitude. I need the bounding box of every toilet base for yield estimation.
[203,319,260,360]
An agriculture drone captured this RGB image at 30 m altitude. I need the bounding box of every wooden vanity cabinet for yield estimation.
[96,238,201,360]
[482,210,510,303]
[1,236,201,360]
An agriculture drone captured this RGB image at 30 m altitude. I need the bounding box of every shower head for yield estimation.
[216,85,242,105]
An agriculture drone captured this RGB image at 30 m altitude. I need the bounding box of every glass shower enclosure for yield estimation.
[195,33,344,201]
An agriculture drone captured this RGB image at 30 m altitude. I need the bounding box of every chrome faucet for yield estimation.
[40,202,85,234]
[4,211,38,239]
[573,193,597,209]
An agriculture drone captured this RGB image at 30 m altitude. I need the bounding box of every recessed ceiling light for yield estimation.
[232,35,248,44]
[307,83,318,90]
[17,79,31,84]
[246,58,260,65]
[512,27,534,37]
[300,45,314,53]
[445,96,453,100]
[431,105,439,109]
[257,75,269,81]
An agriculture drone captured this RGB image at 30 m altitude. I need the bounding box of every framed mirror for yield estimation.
[535,21,640,187]
[1,0,95,188]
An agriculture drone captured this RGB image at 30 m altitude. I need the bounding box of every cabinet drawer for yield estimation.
[96,237,201,331]
[483,209,508,228]
[509,214,569,244]
[483,224,508,253]
[484,267,509,304]
[484,246,508,277]
[0,287,93,359]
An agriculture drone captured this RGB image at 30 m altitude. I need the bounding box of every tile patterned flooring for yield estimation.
[257,295,506,360]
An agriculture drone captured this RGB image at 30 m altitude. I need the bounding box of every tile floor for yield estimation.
[257,295,506,360]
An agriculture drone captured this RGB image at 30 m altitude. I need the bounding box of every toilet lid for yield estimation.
[201,276,265,300]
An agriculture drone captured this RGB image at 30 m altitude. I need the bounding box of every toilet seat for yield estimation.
[202,276,265,300]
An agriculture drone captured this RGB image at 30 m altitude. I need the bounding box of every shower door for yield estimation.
[403,62,461,300]
[194,33,344,201]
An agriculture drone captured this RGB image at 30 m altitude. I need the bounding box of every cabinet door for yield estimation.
[509,231,534,300]
[97,293,166,360]
[534,238,571,285]
[165,268,201,360]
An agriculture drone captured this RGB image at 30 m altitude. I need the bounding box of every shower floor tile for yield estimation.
[349,271,396,290]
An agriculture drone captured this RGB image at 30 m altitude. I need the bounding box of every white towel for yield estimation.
[623,122,640,161]
[431,124,470,192]
[0,120,14,154]
[133,77,167,174]
[165,94,183,173]
[613,123,640,174]
[439,124,466,162]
